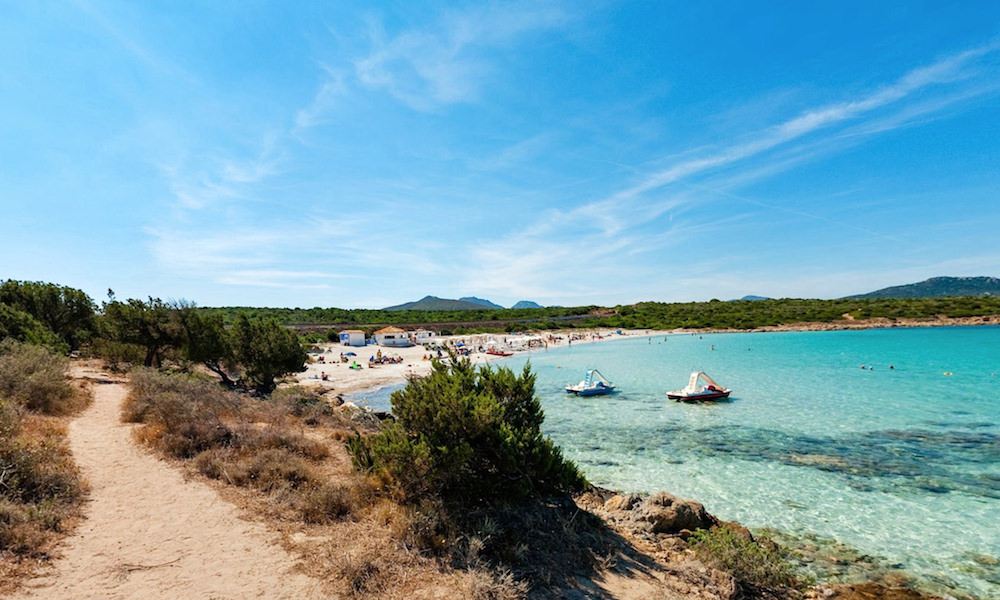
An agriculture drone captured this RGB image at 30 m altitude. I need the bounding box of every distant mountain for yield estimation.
[512,300,543,309]
[740,295,769,301]
[383,296,495,311]
[459,296,504,309]
[846,276,1000,299]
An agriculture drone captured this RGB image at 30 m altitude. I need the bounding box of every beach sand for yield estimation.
[294,328,652,397]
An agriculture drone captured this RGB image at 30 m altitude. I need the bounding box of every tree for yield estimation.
[99,297,182,367]
[0,302,67,352]
[176,306,236,387]
[350,355,586,505]
[228,315,307,394]
[0,280,96,348]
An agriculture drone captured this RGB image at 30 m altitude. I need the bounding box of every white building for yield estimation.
[338,329,366,347]
[373,326,414,347]
[414,329,437,345]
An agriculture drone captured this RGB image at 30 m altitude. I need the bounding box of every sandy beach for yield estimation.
[294,328,653,397]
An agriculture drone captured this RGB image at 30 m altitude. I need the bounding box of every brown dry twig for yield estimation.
[112,556,183,582]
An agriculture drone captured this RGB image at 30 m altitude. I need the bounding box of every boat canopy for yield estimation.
[684,371,722,392]
[585,369,612,387]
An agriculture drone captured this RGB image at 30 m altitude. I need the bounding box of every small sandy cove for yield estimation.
[295,329,643,396]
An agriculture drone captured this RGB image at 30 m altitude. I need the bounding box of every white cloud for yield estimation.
[353,3,569,111]
[293,65,348,133]
[531,40,1000,239]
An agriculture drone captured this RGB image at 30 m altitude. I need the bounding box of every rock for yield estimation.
[814,582,946,600]
[631,492,719,534]
[604,493,642,512]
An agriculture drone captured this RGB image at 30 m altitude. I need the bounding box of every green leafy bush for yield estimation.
[0,304,67,353]
[689,525,802,597]
[349,356,586,505]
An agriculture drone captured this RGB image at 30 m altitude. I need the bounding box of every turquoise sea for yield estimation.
[348,326,1000,598]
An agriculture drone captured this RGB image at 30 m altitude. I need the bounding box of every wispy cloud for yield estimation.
[532,40,1000,239]
[158,138,284,210]
[293,64,348,133]
[71,0,195,82]
[353,3,570,111]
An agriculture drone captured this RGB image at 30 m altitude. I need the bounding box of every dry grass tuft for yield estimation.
[338,544,394,597]
[461,568,530,600]
[299,483,354,524]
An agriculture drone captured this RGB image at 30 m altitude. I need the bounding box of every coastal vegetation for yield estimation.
[0,340,88,593]
[348,356,586,505]
[202,296,1000,335]
[689,526,800,598]
[5,279,1000,355]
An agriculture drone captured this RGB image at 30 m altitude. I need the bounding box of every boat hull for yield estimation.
[571,385,616,396]
[667,390,731,402]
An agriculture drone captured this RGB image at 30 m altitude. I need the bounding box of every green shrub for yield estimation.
[689,525,801,597]
[87,338,145,371]
[0,304,67,353]
[349,356,586,505]
[0,340,76,415]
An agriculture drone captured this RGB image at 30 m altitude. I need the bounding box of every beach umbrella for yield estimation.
[344,351,357,356]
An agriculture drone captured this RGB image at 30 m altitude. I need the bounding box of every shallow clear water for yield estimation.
[348,327,1000,597]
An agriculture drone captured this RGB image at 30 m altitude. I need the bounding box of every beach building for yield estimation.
[414,329,437,345]
[339,329,366,347]
[373,326,414,347]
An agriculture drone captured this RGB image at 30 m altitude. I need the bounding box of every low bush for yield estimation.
[349,356,586,506]
[0,398,85,565]
[270,385,333,425]
[0,340,79,415]
[689,525,802,598]
[299,483,354,524]
[87,338,145,371]
[347,356,610,593]
[123,368,241,458]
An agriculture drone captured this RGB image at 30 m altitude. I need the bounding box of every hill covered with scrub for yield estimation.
[845,276,1000,299]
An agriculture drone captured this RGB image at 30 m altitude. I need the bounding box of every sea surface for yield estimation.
[346,326,1000,598]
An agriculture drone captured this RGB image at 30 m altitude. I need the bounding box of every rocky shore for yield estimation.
[575,487,958,600]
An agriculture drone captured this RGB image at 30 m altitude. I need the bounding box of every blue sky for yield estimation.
[2,1,999,309]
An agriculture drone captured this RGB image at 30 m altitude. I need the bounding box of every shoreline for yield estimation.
[294,316,1000,397]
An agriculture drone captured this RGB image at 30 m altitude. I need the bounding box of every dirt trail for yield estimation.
[12,370,327,600]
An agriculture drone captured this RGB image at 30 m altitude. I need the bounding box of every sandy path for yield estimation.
[12,374,328,600]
